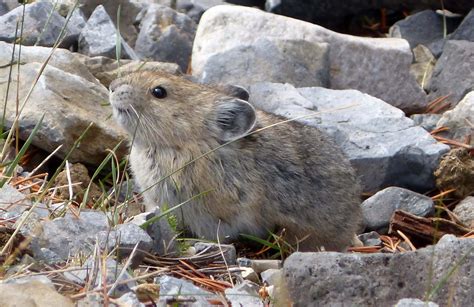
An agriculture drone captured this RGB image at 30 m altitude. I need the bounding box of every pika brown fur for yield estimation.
[109,70,362,251]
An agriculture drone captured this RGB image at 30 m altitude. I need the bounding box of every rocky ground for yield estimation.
[0,0,473,306]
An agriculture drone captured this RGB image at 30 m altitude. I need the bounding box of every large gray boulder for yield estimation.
[249,83,449,193]
[0,42,127,165]
[428,40,474,108]
[284,235,474,306]
[192,5,428,113]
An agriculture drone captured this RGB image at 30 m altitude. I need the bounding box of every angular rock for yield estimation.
[67,7,88,42]
[64,256,137,297]
[193,5,428,113]
[144,209,179,256]
[428,40,474,107]
[0,41,100,84]
[0,281,74,307]
[449,8,474,41]
[284,235,474,306]
[155,276,221,304]
[225,281,262,306]
[135,4,197,71]
[436,91,474,146]
[357,231,382,246]
[74,54,181,87]
[78,5,137,59]
[76,0,143,47]
[361,187,435,232]
[389,10,446,55]
[30,211,109,263]
[98,223,153,258]
[0,42,128,165]
[410,114,441,132]
[0,184,33,220]
[249,83,449,192]
[0,2,76,48]
[453,196,474,229]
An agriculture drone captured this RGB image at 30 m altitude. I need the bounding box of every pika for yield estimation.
[109,70,362,251]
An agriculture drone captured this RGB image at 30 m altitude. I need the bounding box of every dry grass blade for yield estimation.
[425,95,450,113]
[432,135,472,149]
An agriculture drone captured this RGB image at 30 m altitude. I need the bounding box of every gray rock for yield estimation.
[193,5,428,113]
[0,184,33,220]
[4,275,54,288]
[67,7,87,42]
[284,235,474,306]
[74,54,181,87]
[198,36,330,89]
[75,0,143,47]
[135,4,197,71]
[225,281,262,306]
[98,223,153,263]
[31,211,109,263]
[194,242,236,265]
[428,40,474,107]
[156,275,220,305]
[357,231,382,246]
[449,8,474,42]
[0,2,76,48]
[389,10,448,55]
[145,209,179,256]
[64,256,136,297]
[361,187,435,232]
[410,114,441,132]
[116,292,145,307]
[410,44,435,90]
[0,41,100,84]
[453,196,474,229]
[436,91,474,146]
[395,298,439,307]
[0,42,128,165]
[249,83,449,192]
[251,259,282,273]
[78,5,137,59]
[0,281,74,307]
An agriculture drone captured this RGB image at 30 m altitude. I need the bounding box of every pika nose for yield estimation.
[109,79,122,92]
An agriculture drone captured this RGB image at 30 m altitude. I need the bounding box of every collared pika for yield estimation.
[109,70,362,251]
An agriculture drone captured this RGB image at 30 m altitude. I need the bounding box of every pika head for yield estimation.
[109,70,256,148]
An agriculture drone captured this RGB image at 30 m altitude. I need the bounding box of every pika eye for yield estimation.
[151,86,167,99]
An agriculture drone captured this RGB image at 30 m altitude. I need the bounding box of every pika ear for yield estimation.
[214,99,256,141]
[219,84,249,101]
